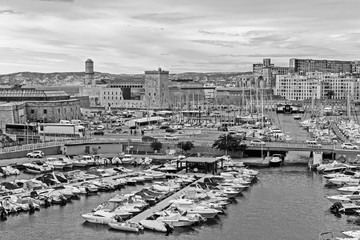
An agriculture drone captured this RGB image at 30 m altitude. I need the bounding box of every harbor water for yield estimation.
[1,166,359,240]
[1,115,358,239]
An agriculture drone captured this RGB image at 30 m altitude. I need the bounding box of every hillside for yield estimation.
[0,71,252,86]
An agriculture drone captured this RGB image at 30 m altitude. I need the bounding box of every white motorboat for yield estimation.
[342,230,360,238]
[337,186,360,195]
[139,220,168,232]
[58,157,74,169]
[328,177,360,186]
[323,173,348,179]
[45,158,66,170]
[1,166,20,176]
[111,157,122,165]
[133,176,145,183]
[72,159,88,168]
[121,154,134,164]
[108,221,143,233]
[23,162,54,174]
[330,202,360,214]
[173,206,221,219]
[155,211,196,227]
[325,195,352,203]
[269,154,283,167]
[82,155,96,166]
[82,210,116,224]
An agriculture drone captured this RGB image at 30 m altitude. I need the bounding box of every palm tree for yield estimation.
[176,141,195,155]
[150,141,163,153]
[212,134,246,154]
[326,90,335,99]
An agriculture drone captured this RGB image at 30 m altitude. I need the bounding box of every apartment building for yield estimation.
[289,58,354,74]
[275,72,360,100]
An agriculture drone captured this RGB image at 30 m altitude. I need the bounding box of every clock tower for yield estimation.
[144,68,169,109]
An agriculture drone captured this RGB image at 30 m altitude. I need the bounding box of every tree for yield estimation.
[177,141,195,155]
[326,90,335,99]
[150,141,163,153]
[212,134,247,154]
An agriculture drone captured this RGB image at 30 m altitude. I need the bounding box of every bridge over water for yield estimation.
[244,141,360,156]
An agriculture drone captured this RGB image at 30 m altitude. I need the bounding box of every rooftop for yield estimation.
[179,157,220,163]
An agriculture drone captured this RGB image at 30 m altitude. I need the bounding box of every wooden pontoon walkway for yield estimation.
[129,176,207,223]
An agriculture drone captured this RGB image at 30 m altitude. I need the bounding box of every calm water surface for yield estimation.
[1,114,358,239]
[1,166,359,240]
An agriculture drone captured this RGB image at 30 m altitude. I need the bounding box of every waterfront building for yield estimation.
[80,60,173,110]
[0,99,81,125]
[0,85,81,130]
[143,68,170,110]
[289,58,354,75]
[253,58,291,88]
[275,72,360,100]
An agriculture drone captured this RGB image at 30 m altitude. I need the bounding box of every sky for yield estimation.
[0,0,360,74]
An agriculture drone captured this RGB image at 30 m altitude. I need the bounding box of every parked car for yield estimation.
[342,142,359,150]
[250,139,266,146]
[27,150,44,158]
[160,125,170,129]
[260,136,272,142]
[93,130,105,135]
[165,128,176,133]
[96,125,105,130]
[306,140,322,148]
[164,135,179,141]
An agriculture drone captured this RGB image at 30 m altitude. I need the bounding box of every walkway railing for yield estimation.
[0,138,124,154]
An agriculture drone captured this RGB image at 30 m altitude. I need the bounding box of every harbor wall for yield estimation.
[0,146,60,160]
[62,142,123,156]
[120,142,244,158]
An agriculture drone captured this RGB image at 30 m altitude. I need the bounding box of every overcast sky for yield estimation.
[0,0,359,74]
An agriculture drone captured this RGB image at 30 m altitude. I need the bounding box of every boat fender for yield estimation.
[0,208,7,221]
[60,196,67,206]
[164,223,173,235]
[44,197,51,208]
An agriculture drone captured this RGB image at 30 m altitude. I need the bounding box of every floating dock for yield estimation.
[129,176,206,223]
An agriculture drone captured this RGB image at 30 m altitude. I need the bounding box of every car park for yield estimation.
[342,142,359,150]
[250,139,266,146]
[27,150,44,158]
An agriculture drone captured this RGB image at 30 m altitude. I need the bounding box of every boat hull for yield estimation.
[108,222,141,232]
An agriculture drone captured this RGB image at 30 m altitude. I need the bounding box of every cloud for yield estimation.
[0,0,360,74]
[37,0,74,2]
[0,9,22,15]
[191,40,240,48]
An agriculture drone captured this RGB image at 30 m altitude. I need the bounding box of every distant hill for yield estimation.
[0,71,252,86]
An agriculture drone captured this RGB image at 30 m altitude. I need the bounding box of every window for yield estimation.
[31,109,34,114]
[43,109,47,114]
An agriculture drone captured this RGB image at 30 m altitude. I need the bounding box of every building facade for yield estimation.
[26,99,81,123]
[252,58,291,88]
[289,58,354,74]
[275,72,360,100]
[143,68,170,109]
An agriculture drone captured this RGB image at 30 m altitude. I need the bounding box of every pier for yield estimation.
[129,176,206,223]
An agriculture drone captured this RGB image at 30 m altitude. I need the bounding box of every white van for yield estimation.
[71,120,83,125]
[60,120,71,124]
[306,140,322,148]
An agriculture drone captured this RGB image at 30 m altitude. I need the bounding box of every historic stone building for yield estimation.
[143,68,170,109]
